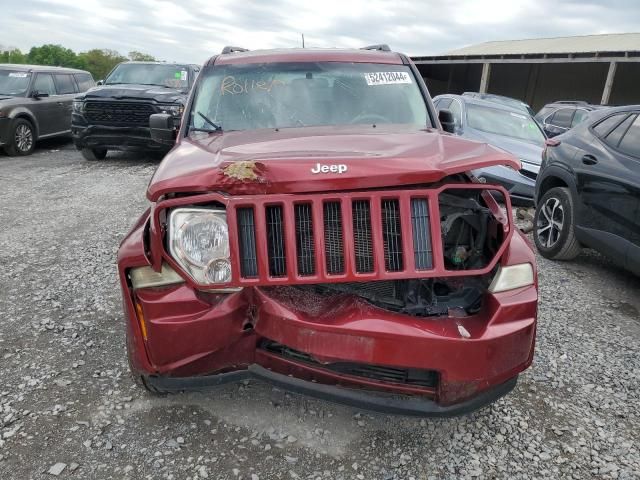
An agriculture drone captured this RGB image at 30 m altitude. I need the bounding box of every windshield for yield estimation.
[105,64,189,89]
[189,62,429,132]
[0,70,32,96]
[467,104,545,144]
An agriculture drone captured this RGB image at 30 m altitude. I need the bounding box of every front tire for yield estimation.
[4,118,35,156]
[81,147,108,161]
[533,187,581,260]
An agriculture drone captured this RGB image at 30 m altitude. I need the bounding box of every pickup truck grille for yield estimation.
[233,193,434,281]
[84,101,154,127]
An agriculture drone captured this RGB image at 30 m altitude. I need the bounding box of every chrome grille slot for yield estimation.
[266,205,286,277]
[323,201,344,274]
[237,207,258,278]
[411,199,432,270]
[381,199,403,271]
[352,200,374,273]
[295,203,315,276]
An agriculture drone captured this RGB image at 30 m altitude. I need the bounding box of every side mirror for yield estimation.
[31,90,49,99]
[96,80,104,86]
[149,113,176,145]
[438,109,456,134]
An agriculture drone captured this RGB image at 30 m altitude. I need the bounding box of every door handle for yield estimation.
[582,154,598,165]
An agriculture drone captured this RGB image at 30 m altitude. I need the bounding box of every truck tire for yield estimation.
[4,118,35,156]
[81,148,108,161]
[533,187,582,260]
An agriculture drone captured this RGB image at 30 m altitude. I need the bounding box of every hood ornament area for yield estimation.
[311,163,348,174]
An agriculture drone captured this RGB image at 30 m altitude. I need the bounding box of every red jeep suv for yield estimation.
[118,45,538,416]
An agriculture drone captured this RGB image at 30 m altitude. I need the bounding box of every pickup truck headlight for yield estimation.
[168,208,231,284]
[160,103,184,117]
[72,100,85,113]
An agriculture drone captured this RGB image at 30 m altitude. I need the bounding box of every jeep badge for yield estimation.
[311,163,348,174]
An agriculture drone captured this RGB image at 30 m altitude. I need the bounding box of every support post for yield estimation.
[479,62,491,93]
[601,61,617,105]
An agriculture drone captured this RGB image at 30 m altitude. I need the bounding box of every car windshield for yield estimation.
[105,64,189,89]
[189,62,429,132]
[467,104,545,144]
[0,70,32,96]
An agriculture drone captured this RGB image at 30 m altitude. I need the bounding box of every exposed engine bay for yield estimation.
[439,190,503,270]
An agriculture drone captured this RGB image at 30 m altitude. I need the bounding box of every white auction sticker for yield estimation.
[8,72,28,78]
[180,70,188,81]
[364,71,412,85]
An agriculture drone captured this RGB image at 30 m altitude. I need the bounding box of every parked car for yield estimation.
[118,45,538,416]
[0,64,95,156]
[71,61,200,161]
[462,92,535,116]
[433,94,545,205]
[534,101,604,138]
[534,105,640,276]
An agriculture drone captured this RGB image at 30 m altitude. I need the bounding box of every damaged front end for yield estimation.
[118,180,537,416]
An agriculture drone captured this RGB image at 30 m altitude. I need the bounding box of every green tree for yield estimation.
[77,49,128,80]
[26,44,84,69]
[0,48,26,64]
[128,50,156,62]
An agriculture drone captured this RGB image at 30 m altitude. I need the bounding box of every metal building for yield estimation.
[412,33,640,111]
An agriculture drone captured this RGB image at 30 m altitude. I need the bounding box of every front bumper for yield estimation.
[118,210,537,415]
[72,115,169,152]
[472,166,536,205]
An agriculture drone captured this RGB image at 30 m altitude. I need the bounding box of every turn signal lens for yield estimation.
[135,301,148,341]
[488,263,534,293]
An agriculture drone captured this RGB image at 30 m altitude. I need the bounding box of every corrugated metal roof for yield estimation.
[445,33,640,56]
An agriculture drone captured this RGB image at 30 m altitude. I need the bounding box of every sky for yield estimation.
[1,0,639,64]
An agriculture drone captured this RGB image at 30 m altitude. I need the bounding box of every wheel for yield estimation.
[533,187,581,260]
[81,147,108,161]
[4,118,35,156]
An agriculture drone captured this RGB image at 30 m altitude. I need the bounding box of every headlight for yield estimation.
[72,101,85,113]
[169,208,231,285]
[160,103,184,117]
[488,263,534,293]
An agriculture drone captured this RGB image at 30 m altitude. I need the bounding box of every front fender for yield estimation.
[8,107,40,139]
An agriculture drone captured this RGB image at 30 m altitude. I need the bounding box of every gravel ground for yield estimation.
[0,140,639,480]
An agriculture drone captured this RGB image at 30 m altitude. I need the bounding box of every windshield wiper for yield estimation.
[193,111,222,132]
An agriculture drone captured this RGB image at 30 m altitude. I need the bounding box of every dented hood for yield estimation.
[147,125,519,201]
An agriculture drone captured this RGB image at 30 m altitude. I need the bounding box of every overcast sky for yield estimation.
[1,0,639,64]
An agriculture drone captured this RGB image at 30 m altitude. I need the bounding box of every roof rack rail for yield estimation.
[221,46,249,54]
[361,44,391,52]
[554,100,588,105]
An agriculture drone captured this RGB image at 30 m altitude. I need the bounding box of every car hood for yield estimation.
[464,129,544,167]
[147,125,521,201]
[78,84,187,103]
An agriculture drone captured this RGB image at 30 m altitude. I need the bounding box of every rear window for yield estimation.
[74,73,95,92]
[53,74,77,94]
[605,114,635,147]
[618,115,640,158]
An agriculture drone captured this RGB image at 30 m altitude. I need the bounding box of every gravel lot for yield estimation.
[0,140,639,480]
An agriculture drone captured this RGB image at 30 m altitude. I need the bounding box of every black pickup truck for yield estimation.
[71,61,199,160]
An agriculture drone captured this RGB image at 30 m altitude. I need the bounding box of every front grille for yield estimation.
[323,202,344,274]
[235,194,435,279]
[266,205,286,277]
[84,101,154,126]
[262,341,438,389]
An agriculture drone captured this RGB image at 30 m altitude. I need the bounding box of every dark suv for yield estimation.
[0,64,95,156]
[535,101,603,138]
[71,61,199,160]
[534,105,640,275]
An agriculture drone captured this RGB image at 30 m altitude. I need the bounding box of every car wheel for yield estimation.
[4,118,35,156]
[81,148,108,161]
[533,187,581,260]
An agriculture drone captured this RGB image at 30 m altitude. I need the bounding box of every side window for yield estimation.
[549,108,574,128]
[571,109,589,127]
[74,73,95,92]
[449,100,462,125]
[592,113,628,137]
[32,73,56,95]
[605,114,635,147]
[436,98,452,110]
[617,115,640,158]
[53,74,77,94]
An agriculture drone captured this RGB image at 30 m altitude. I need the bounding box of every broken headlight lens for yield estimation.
[488,263,534,293]
[169,208,231,284]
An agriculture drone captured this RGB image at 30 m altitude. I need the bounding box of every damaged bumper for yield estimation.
[118,184,537,415]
